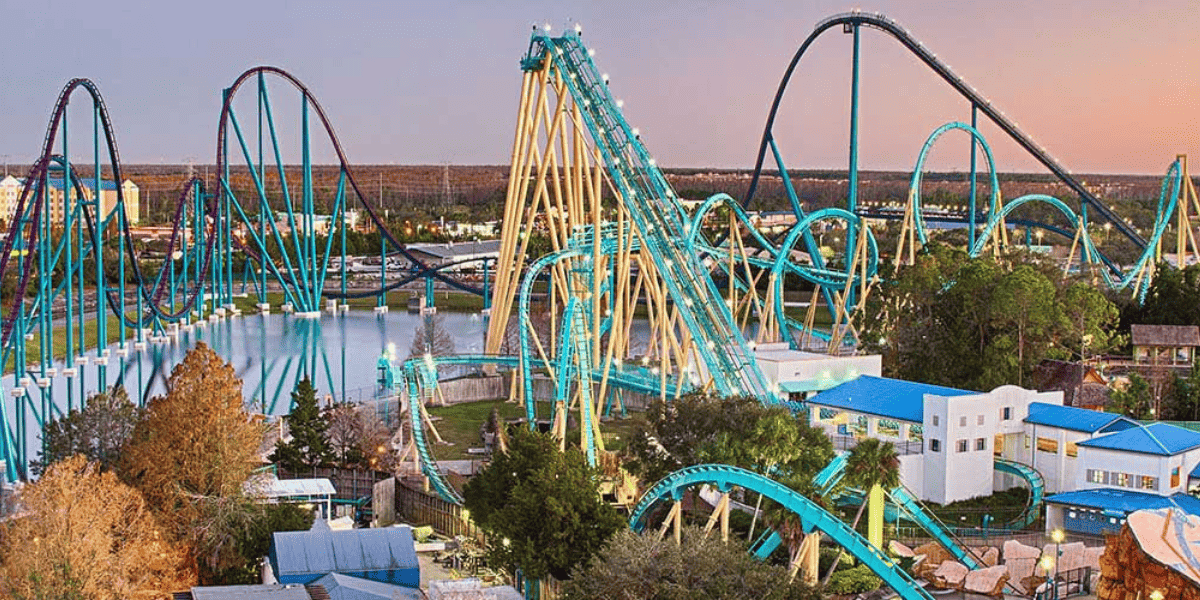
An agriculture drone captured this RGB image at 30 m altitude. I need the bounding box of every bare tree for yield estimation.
[407,313,456,360]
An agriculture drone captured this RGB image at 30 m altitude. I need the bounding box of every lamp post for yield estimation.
[1051,528,1065,600]
[1039,554,1056,600]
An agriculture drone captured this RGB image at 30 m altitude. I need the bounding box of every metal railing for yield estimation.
[831,435,924,455]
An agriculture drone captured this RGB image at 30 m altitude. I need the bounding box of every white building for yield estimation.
[794,356,1200,535]
[804,375,1056,505]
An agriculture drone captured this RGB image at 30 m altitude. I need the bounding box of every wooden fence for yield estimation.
[277,466,391,502]
[394,479,481,539]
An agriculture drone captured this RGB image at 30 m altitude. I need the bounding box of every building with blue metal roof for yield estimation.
[310,573,424,600]
[1077,422,1200,456]
[270,522,419,587]
[1044,488,1200,535]
[1024,402,1138,434]
[775,352,1200,538]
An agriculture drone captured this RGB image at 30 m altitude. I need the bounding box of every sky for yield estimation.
[0,0,1196,175]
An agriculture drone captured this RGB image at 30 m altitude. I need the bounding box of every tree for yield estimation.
[202,502,314,585]
[33,385,141,476]
[326,402,395,471]
[117,342,266,581]
[1110,373,1153,419]
[270,377,332,471]
[860,248,1121,391]
[407,313,455,361]
[561,527,822,600]
[989,265,1059,387]
[820,439,900,587]
[0,456,194,599]
[1172,361,1200,421]
[462,428,624,581]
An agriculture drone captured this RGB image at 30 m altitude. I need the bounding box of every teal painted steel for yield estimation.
[629,464,934,600]
[993,458,1045,529]
[526,31,775,402]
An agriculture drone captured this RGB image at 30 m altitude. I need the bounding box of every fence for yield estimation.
[395,479,482,540]
[277,466,391,502]
[1035,566,1093,600]
[831,435,923,455]
[893,527,1105,550]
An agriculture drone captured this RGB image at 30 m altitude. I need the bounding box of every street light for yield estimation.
[1039,554,1056,600]
[1051,528,1065,600]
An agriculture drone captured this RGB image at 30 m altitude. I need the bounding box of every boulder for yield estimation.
[913,542,953,567]
[981,546,1000,567]
[964,565,1010,596]
[1003,539,1041,561]
[889,540,914,558]
[1006,557,1038,583]
[1044,541,1087,572]
[932,561,969,589]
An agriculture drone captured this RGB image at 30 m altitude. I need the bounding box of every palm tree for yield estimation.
[820,438,901,587]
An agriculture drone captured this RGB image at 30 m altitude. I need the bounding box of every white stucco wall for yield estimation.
[755,351,881,391]
[1075,446,1173,493]
[921,394,996,504]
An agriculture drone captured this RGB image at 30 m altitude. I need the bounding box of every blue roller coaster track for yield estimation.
[629,464,935,600]
[745,11,1193,307]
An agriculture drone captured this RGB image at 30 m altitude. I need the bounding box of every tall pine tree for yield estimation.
[270,377,332,471]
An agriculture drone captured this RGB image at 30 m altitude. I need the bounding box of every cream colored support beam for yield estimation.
[656,500,682,544]
[702,491,731,539]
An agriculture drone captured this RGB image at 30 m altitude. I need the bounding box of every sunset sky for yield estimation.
[0,0,1196,175]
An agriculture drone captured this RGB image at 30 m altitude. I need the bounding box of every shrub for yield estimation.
[827,564,883,595]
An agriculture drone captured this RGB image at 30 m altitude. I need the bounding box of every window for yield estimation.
[975,438,986,451]
[994,434,1005,456]
[1113,472,1132,487]
[1141,476,1158,490]
[956,439,969,453]
[1066,442,1078,458]
[909,425,924,442]
[1088,469,1108,484]
[977,415,985,426]
[930,439,941,452]
[1024,435,1031,449]
[1036,437,1058,454]
[932,415,939,427]
[1001,405,1012,420]
[1172,466,1181,488]
[959,416,967,427]
[819,408,838,421]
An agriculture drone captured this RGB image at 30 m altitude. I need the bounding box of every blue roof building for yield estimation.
[270,522,419,587]
[309,573,424,600]
[1024,403,1138,434]
[1045,488,1200,535]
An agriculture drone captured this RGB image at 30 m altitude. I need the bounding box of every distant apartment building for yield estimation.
[0,167,140,226]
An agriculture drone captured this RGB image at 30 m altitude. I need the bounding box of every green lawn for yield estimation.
[425,399,642,460]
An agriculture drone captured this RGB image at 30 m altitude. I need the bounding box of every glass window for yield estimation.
[1036,437,1058,454]
[1172,466,1181,488]
[977,415,985,426]
[819,407,838,421]
[909,425,923,442]
[1114,472,1131,487]
[932,415,939,427]
[959,416,967,427]
[1141,476,1157,490]
[975,438,986,451]
[956,439,969,453]
[930,439,941,452]
[994,434,1004,456]
[878,419,901,438]
[1066,442,1078,458]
